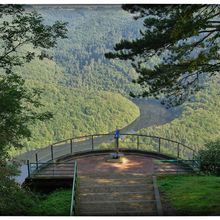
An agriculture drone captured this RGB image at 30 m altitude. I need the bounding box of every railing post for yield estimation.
[158,138,161,153]
[91,135,94,150]
[51,145,54,161]
[137,135,139,150]
[192,151,195,169]
[27,160,30,177]
[116,137,119,155]
[177,143,180,158]
[52,163,55,176]
[35,153,38,170]
[70,139,73,154]
[177,159,179,174]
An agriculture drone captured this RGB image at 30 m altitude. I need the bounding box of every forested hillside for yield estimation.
[139,74,220,151]
[2,5,150,155]
[33,5,147,95]
[7,57,139,156]
[5,5,220,155]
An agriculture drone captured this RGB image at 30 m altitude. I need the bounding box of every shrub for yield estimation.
[0,162,38,215]
[197,140,220,176]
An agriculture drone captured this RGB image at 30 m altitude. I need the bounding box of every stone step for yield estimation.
[79,172,150,179]
[154,163,193,173]
[77,210,158,216]
[79,184,153,193]
[79,191,155,202]
[78,200,157,213]
[155,163,192,168]
[154,164,189,168]
[79,177,153,186]
[154,168,189,171]
[155,171,190,175]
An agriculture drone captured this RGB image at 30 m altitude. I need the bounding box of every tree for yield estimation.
[0,161,38,215]
[197,140,220,176]
[0,5,67,73]
[0,74,52,158]
[0,5,68,159]
[105,5,220,107]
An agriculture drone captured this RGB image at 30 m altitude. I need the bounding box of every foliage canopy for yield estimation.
[105,5,220,107]
[0,5,67,73]
[138,74,220,153]
[0,5,68,158]
[0,162,38,215]
[197,140,220,175]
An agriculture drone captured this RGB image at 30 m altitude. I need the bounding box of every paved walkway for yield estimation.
[74,154,162,216]
[77,155,155,175]
[32,153,191,179]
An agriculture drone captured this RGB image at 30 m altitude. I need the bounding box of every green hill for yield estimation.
[8,57,139,155]
[138,74,220,151]
[2,6,145,156]
[4,5,220,155]
[22,81,140,150]
[32,5,145,95]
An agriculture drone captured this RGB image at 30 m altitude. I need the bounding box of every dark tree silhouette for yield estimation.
[105,5,220,107]
[0,5,68,158]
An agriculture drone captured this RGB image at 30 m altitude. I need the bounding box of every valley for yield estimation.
[9,5,220,157]
[1,4,220,217]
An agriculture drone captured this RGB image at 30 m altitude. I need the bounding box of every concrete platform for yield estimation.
[23,151,192,193]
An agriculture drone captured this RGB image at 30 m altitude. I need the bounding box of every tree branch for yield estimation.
[0,39,29,60]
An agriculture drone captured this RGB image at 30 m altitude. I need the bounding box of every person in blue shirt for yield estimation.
[114,128,120,139]
[114,128,120,158]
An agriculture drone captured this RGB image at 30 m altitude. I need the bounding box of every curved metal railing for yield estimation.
[26,133,197,176]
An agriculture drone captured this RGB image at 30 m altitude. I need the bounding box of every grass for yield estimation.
[157,174,220,215]
[30,189,72,216]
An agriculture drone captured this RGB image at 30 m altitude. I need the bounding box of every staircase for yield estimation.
[76,172,162,216]
[154,160,194,175]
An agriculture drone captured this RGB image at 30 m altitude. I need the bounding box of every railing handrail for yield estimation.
[159,158,200,171]
[28,162,77,177]
[50,133,195,152]
[30,162,76,165]
[70,161,78,216]
[52,134,95,146]
[119,133,196,153]
[27,133,197,177]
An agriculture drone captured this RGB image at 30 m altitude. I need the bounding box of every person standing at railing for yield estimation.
[114,128,120,158]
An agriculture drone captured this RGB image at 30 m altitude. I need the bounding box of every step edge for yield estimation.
[79,184,153,188]
[79,199,156,204]
[80,190,155,195]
